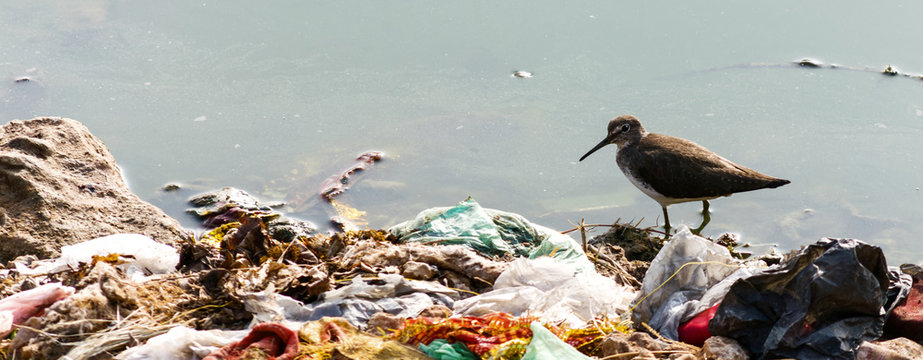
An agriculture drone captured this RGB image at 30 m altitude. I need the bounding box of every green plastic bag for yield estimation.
[521,322,593,360]
[390,197,590,269]
[418,339,479,360]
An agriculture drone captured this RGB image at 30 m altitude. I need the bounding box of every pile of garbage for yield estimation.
[2,191,923,359]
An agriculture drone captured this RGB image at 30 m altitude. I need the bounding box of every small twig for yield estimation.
[591,243,605,266]
[579,218,588,253]
[277,238,298,263]
[632,217,644,228]
[561,223,616,234]
[471,276,494,287]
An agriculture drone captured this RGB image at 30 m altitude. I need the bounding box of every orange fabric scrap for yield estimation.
[394,312,543,356]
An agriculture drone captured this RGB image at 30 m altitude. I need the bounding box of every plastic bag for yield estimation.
[631,226,763,340]
[418,339,479,360]
[454,257,636,327]
[709,238,890,359]
[521,322,593,360]
[242,273,458,329]
[116,326,248,360]
[0,283,74,338]
[15,234,179,282]
[390,197,586,263]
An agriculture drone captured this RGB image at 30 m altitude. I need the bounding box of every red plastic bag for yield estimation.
[678,302,720,346]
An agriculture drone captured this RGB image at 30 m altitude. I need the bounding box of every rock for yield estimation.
[633,349,657,360]
[598,331,700,359]
[187,187,272,217]
[629,332,670,351]
[266,216,317,242]
[856,338,923,360]
[900,263,923,278]
[672,354,698,360]
[796,58,824,68]
[0,117,188,262]
[402,261,438,280]
[367,312,403,335]
[700,336,750,360]
[441,270,472,293]
[418,304,452,318]
[597,331,638,356]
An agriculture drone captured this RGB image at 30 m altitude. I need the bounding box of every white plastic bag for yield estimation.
[455,256,637,327]
[116,326,247,360]
[15,234,179,282]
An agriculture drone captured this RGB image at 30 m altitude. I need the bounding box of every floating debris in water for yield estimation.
[796,58,823,68]
[318,151,384,201]
[689,59,923,83]
[13,77,32,83]
[512,70,533,78]
[883,65,899,76]
[162,183,182,191]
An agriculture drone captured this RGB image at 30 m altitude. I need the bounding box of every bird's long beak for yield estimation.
[579,137,612,162]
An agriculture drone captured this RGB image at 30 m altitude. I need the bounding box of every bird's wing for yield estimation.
[635,134,785,199]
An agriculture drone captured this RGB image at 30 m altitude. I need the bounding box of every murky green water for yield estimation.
[3,2,923,264]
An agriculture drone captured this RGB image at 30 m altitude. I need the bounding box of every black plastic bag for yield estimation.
[709,238,889,360]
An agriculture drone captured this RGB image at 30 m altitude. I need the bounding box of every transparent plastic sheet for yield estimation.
[630,226,764,340]
[116,326,248,360]
[242,273,458,329]
[454,257,636,327]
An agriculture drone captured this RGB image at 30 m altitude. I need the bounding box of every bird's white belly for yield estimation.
[620,167,719,206]
[621,167,670,204]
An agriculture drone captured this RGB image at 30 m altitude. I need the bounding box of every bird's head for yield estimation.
[579,115,645,161]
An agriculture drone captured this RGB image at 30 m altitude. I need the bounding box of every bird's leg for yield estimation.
[692,200,711,235]
[661,206,672,238]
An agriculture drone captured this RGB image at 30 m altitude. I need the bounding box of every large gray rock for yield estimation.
[0,117,188,261]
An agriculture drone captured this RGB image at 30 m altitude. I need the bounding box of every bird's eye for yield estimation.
[620,124,630,132]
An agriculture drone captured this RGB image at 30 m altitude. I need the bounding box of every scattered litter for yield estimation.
[2,192,921,359]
